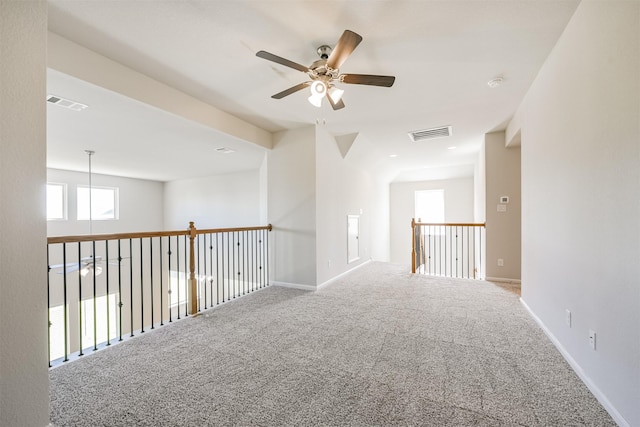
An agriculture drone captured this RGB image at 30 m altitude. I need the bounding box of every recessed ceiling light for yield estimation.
[389,154,398,158]
[447,146,457,150]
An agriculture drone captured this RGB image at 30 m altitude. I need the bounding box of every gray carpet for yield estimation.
[50,262,615,426]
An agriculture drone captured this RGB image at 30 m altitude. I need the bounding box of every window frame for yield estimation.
[46,182,68,221]
[414,189,445,224]
[76,185,119,221]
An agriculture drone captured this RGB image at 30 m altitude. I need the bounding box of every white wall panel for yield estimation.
[516,2,639,424]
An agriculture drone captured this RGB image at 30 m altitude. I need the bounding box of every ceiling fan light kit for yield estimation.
[80,264,102,277]
[328,86,344,104]
[256,29,395,110]
[310,80,326,96]
[308,92,323,108]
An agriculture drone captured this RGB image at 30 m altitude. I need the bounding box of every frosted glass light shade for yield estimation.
[328,86,344,103]
[308,95,323,107]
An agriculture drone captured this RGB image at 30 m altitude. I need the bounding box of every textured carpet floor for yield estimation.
[50,262,615,426]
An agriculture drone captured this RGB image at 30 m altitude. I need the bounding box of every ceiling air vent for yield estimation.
[47,94,88,111]
[408,125,452,142]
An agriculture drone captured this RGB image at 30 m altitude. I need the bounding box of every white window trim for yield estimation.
[47,182,67,221]
[77,185,119,221]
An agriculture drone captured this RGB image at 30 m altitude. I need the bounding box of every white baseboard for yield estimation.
[272,281,316,291]
[273,259,372,292]
[485,276,521,284]
[317,259,372,289]
[520,298,629,427]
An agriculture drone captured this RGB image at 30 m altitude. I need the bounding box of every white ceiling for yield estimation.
[46,0,580,183]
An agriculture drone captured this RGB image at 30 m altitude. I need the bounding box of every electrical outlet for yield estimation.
[565,309,571,327]
[497,259,504,267]
[328,259,331,268]
[589,330,596,350]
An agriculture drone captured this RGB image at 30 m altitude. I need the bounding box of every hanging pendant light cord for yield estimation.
[85,150,95,235]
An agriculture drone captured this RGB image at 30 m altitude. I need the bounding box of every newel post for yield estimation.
[411,218,416,274]
[188,221,198,315]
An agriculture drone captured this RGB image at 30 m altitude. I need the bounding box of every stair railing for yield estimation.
[46,222,272,367]
[411,219,485,279]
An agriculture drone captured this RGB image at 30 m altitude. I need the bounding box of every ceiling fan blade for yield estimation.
[326,93,345,110]
[272,82,311,99]
[54,263,82,274]
[49,262,71,270]
[341,74,396,87]
[327,30,363,70]
[107,256,130,265]
[256,50,309,73]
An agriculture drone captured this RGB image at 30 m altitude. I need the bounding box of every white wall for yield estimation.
[484,132,521,280]
[389,178,474,264]
[0,1,50,425]
[47,168,164,236]
[369,176,391,262]
[267,126,317,287]
[164,168,262,230]
[474,140,486,223]
[516,2,639,425]
[315,125,374,285]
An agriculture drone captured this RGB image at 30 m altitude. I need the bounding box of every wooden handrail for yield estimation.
[47,230,188,244]
[194,224,272,235]
[47,224,273,244]
[413,222,485,227]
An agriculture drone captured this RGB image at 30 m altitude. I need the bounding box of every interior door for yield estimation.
[347,215,360,263]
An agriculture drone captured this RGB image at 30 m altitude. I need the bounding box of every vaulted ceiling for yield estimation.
[46,0,580,183]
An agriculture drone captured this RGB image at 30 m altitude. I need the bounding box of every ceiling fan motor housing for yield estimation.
[317,45,332,59]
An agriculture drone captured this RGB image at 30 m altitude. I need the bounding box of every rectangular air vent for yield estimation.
[408,125,452,142]
[47,94,88,111]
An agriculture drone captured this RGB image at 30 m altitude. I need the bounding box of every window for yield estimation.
[77,186,119,220]
[415,189,445,223]
[47,183,67,220]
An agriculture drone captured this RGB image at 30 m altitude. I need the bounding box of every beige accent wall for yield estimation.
[0,1,51,425]
[484,132,521,280]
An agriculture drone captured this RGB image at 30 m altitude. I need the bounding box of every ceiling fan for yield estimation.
[256,29,395,110]
[50,255,104,276]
